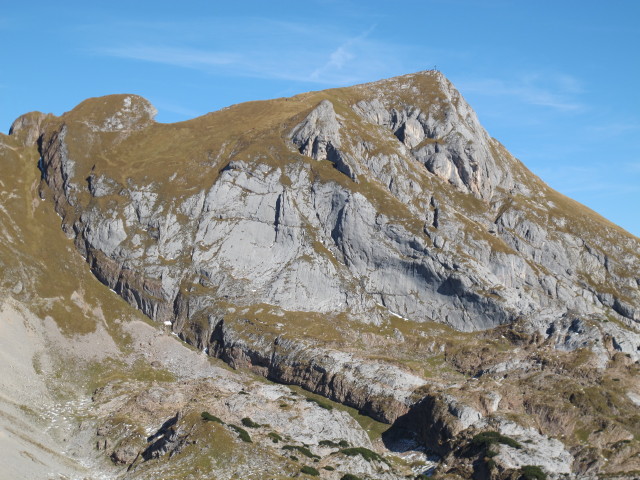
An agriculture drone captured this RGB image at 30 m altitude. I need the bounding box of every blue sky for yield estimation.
[2,0,639,236]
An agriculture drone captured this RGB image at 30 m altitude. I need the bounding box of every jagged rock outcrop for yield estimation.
[7,70,640,479]
[291,99,357,180]
[291,99,342,161]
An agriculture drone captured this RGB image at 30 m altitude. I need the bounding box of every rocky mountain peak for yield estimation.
[9,111,52,147]
[349,71,513,200]
[3,70,640,479]
[65,94,157,133]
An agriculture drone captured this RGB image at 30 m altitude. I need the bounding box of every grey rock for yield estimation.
[9,111,51,147]
[291,99,342,161]
[496,419,574,475]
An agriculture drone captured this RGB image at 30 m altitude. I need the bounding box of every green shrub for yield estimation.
[200,411,224,424]
[305,397,333,410]
[339,447,388,464]
[340,475,363,480]
[520,465,547,480]
[282,445,320,459]
[323,465,335,471]
[228,424,252,443]
[241,417,260,428]
[291,455,299,461]
[319,439,350,448]
[268,432,283,443]
[319,439,337,447]
[486,449,498,458]
[471,431,521,450]
[301,465,320,476]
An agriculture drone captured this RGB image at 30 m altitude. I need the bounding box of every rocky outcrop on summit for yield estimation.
[351,76,516,200]
[9,111,53,147]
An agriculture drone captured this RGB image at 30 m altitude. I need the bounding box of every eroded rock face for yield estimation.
[9,111,53,147]
[351,75,515,200]
[291,99,342,161]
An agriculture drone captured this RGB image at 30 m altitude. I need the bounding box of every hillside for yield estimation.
[2,70,640,479]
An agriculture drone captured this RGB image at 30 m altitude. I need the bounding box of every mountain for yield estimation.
[2,70,639,479]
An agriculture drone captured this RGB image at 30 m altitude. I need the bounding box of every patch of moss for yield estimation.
[268,432,283,443]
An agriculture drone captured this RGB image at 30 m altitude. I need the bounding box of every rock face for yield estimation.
[8,71,640,478]
[33,74,640,338]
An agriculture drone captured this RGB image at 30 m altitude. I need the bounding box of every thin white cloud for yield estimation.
[458,74,584,112]
[91,18,417,87]
[97,40,390,85]
[99,45,239,69]
[152,101,203,120]
[309,25,377,81]
[587,122,640,138]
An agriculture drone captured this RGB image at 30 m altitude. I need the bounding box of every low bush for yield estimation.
[200,412,224,424]
[241,417,260,428]
[471,431,521,450]
[339,447,388,464]
[268,432,283,443]
[319,439,350,448]
[228,424,252,443]
[340,475,363,480]
[520,465,546,480]
[319,439,338,447]
[282,445,320,459]
[301,465,320,476]
[323,465,335,471]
